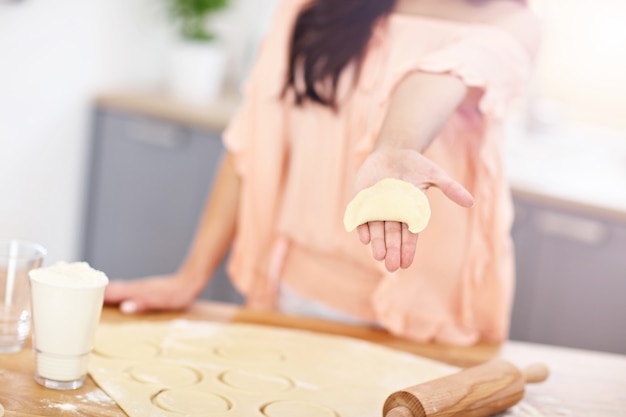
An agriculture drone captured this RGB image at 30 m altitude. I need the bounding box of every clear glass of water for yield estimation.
[0,239,46,353]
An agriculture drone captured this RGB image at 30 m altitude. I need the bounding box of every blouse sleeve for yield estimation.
[382,27,537,118]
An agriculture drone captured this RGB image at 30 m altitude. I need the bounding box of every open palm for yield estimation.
[351,148,474,272]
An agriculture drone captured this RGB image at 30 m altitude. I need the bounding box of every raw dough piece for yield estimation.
[89,321,457,417]
[343,178,431,233]
[129,362,201,386]
[219,369,293,392]
[215,345,285,363]
[262,400,337,417]
[154,389,232,415]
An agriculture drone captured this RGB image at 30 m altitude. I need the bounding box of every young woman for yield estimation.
[105,0,541,345]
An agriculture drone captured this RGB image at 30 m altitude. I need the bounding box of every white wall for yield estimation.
[0,0,276,266]
[0,0,172,265]
[529,0,626,130]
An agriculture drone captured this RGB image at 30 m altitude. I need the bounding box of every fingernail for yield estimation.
[120,300,138,315]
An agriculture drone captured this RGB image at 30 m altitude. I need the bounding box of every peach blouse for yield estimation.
[223,0,536,345]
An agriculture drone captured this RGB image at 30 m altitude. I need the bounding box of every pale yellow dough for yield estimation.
[89,321,456,417]
[343,178,431,233]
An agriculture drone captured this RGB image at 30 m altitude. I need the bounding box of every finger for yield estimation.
[104,281,131,304]
[384,221,402,272]
[119,299,140,314]
[120,295,159,315]
[368,221,387,261]
[400,223,418,269]
[357,223,371,244]
[105,281,156,313]
[435,177,475,208]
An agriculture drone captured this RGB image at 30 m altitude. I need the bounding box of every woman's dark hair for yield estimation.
[284,0,397,108]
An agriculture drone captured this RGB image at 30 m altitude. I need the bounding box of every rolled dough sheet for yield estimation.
[89,321,457,417]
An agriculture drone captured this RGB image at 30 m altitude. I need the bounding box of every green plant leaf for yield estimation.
[167,0,229,41]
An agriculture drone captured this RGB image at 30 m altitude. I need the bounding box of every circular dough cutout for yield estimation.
[94,338,160,360]
[0,401,4,416]
[262,400,339,417]
[154,389,231,415]
[218,369,293,393]
[214,345,284,363]
[129,363,201,386]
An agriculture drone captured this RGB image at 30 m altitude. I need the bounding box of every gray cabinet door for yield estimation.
[510,195,626,354]
[82,109,243,304]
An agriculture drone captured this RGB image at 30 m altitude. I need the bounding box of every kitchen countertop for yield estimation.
[94,90,240,133]
[94,91,626,222]
[505,119,626,223]
[0,301,625,416]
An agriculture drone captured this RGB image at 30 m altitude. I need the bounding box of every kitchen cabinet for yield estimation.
[82,106,243,305]
[509,191,626,354]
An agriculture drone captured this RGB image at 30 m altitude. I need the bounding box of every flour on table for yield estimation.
[493,395,571,417]
[89,320,457,417]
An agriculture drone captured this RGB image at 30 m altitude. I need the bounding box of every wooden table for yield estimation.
[0,302,624,416]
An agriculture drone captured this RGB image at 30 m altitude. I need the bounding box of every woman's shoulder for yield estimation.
[481,2,542,56]
[393,0,542,56]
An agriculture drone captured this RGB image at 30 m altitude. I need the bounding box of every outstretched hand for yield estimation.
[352,148,474,272]
[104,273,202,314]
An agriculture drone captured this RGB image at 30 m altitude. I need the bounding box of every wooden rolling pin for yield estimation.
[383,359,549,417]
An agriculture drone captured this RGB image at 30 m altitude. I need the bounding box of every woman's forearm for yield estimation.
[177,151,240,285]
[376,71,467,152]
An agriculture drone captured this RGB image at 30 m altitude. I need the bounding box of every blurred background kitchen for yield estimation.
[1,0,625,354]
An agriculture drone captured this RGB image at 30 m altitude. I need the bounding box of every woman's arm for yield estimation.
[353,72,475,272]
[377,72,468,151]
[104,152,241,313]
[178,151,240,283]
